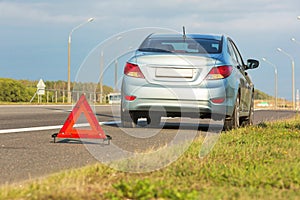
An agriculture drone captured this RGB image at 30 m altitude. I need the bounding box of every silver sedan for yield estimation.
[121,34,259,130]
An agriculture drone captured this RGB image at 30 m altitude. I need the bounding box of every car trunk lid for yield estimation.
[134,53,222,86]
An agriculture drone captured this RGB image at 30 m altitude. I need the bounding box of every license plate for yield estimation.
[155,68,193,78]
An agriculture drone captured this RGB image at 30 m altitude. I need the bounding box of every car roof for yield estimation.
[148,33,223,41]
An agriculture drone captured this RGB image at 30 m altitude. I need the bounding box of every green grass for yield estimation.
[1,117,300,200]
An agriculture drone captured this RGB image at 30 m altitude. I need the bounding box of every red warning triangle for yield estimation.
[56,94,106,139]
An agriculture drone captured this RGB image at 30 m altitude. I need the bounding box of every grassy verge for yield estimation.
[1,117,300,200]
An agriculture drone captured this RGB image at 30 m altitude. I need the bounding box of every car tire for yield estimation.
[147,112,161,128]
[121,109,137,128]
[241,96,254,126]
[224,94,240,131]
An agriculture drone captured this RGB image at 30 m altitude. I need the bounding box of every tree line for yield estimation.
[0,78,113,103]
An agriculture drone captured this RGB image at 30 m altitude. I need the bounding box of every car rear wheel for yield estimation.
[121,109,138,128]
[224,94,240,131]
[147,113,161,127]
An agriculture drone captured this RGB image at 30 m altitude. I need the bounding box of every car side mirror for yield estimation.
[246,59,259,70]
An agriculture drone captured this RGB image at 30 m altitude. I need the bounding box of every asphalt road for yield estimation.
[0,105,296,185]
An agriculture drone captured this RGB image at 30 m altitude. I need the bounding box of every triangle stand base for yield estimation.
[51,133,112,144]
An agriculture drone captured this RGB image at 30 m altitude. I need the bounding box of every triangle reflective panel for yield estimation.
[55,94,107,140]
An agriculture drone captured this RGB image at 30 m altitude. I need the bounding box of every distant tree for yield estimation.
[254,89,272,100]
[0,78,35,102]
[103,85,114,96]
[0,78,114,103]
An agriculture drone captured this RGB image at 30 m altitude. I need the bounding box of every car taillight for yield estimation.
[124,62,145,78]
[125,95,136,101]
[206,65,233,80]
[211,97,225,104]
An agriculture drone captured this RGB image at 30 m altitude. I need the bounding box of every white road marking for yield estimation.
[0,110,266,134]
[0,121,121,134]
[0,105,112,108]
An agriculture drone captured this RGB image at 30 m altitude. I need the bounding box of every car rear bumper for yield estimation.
[123,98,227,119]
[121,77,237,118]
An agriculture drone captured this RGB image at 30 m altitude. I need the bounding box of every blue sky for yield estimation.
[0,0,300,100]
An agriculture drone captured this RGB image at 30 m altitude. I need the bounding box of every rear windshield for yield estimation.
[138,37,222,54]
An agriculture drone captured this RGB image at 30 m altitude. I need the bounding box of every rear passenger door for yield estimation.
[228,39,250,112]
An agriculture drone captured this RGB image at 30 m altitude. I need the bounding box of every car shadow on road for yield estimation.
[104,121,223,132]
[95,113,120,119]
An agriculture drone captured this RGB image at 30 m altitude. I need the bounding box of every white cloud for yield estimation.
[0,1,88,25]
[1,0,299,30]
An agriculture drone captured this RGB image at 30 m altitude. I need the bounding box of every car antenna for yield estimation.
[182,26,186,41]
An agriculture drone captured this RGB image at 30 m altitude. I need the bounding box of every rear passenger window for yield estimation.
[229,39,245,69]
[228,42,237,62]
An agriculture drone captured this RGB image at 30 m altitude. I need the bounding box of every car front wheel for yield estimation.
[241,96,254,126]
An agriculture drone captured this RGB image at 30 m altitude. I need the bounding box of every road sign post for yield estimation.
[30,79,46,103]
[37,79,46,103]
[296,89,299,111]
